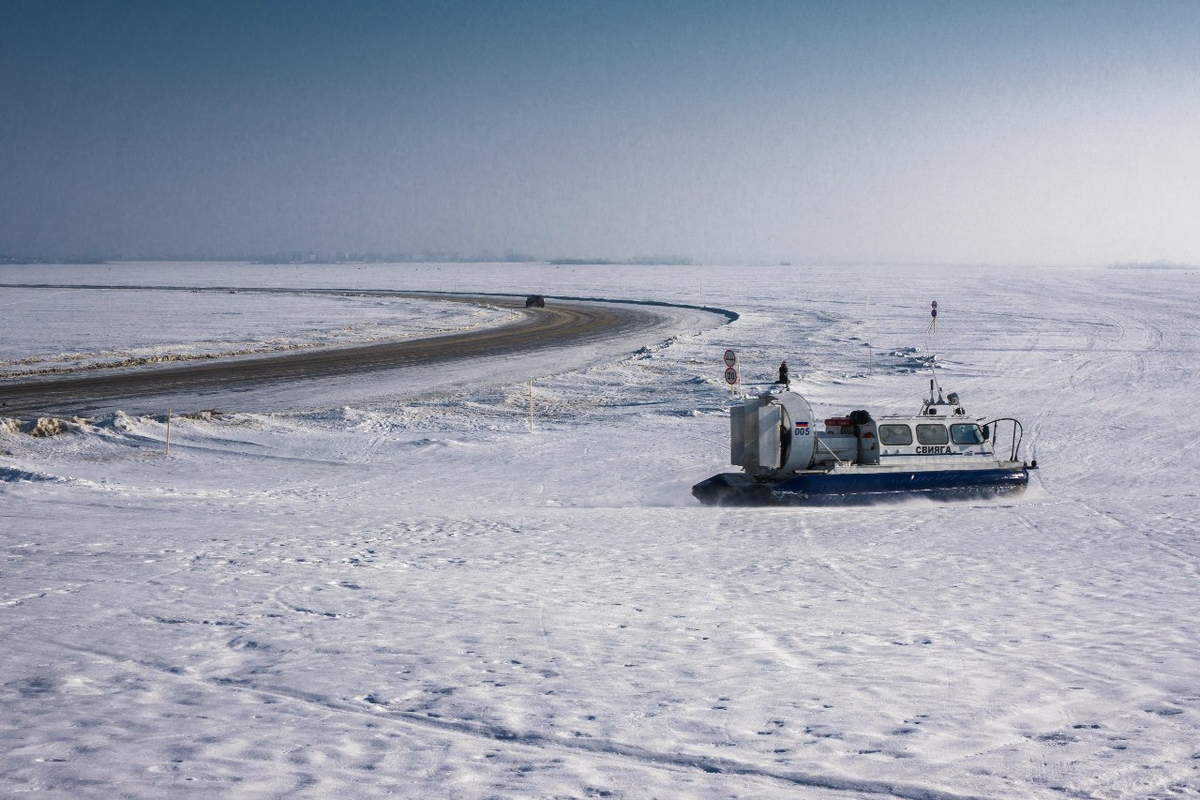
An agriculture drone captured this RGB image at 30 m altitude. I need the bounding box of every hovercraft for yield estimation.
[692,381,1037,506]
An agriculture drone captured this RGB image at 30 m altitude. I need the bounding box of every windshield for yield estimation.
[951,423,985,445]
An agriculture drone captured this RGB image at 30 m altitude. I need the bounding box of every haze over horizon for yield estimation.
[3,1,1198,267]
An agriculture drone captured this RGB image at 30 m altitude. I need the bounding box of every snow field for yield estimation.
[2,262,1199,798]
[0,284,514,379]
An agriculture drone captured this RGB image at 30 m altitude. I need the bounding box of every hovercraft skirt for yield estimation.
[692,467,1029,507]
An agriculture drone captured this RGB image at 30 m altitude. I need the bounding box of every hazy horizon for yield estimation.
[3,1,1198,267]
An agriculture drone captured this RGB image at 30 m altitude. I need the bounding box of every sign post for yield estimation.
[723,349,738,398]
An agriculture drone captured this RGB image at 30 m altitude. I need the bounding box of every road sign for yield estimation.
[724,367,738,385]
[723,349,737,367]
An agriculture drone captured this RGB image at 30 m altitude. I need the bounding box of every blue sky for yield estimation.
[2,0,1197,264]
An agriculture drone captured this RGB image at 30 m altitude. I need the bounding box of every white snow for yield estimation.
[0,285,514,379]
[1,262,1198,799]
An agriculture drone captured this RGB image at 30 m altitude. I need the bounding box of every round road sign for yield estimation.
[723,349,737,367]
[724,367,738,385]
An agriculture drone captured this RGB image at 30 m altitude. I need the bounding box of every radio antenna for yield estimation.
[923,300,944,409]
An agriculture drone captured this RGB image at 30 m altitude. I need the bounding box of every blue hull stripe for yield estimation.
[692,467,1029,506]
[778,468,1028,496]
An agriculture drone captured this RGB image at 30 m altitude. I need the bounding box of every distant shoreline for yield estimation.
[1108,262,1196,271]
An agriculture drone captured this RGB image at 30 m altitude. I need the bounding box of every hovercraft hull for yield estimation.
[692,465,1029,507]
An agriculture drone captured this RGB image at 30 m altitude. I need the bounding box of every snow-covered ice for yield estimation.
[2,262,1198,798]
[0,286,514,380]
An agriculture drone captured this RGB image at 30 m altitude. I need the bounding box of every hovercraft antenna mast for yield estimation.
[923,300,944,412]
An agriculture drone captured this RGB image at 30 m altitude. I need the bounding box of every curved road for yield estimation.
[0,289,673,418]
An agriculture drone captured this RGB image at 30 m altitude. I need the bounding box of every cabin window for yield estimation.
[916,424,949,445]
[878,424,913,446]
[951,423,985,445]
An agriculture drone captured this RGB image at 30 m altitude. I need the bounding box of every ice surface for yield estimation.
[1,262,1198,798]
[0,284,514,379]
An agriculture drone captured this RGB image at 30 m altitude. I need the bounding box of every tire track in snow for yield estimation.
[1024,309,1107,457]
[1057,499,1200,579]
[1023,300,1171,497]
[51,637,996,800]
[361,704,997,800]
